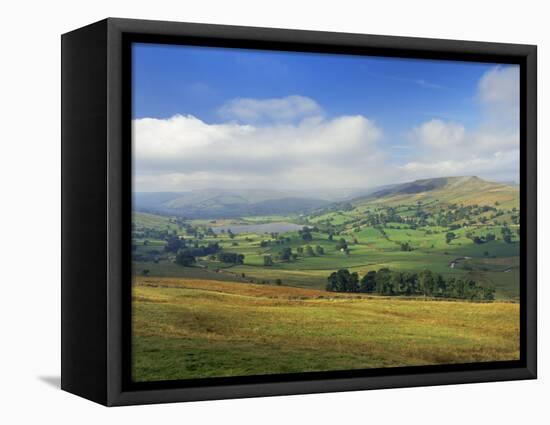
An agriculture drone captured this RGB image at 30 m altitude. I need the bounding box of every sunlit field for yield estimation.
[132,276,519,382]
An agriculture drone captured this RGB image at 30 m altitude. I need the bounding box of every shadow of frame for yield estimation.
[38,376,61,389]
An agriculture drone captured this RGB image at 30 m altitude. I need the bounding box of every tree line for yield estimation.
[326,268,495,301]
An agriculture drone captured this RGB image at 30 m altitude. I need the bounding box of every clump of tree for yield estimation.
[175,251,196,267]
[278,247,294,261]
[179,242,220,257]
[326,268,494,301]
[445,232,456,244]
[400,242,412,251]
[501,226,513,243]
[172,242,222,267]
[326,269,359,292]
[263,255,273,266]
[299,227,313,242]
[164,235,184,253]
[470,233,496,244]
[217,252,245,264]
[335,238,348,251]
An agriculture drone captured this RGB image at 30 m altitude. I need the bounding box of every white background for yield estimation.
[0,0,547,423]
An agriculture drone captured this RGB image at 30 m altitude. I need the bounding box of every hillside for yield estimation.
[134,177,518,218]
[132,276,519,381]
[134,189,331,218]
[356,176,519,208]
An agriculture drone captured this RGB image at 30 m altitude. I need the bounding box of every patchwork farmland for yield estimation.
[132,176,520,381]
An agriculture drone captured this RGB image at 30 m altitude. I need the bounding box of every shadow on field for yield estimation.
[38,376,61,389]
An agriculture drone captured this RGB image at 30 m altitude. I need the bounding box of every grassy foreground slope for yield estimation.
[132,276,519,382]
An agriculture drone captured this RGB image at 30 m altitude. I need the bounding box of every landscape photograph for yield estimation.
[131,43,520,382]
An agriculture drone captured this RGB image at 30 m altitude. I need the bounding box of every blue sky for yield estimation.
[132,43,519,192]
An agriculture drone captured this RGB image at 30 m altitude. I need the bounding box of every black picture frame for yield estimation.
[61,17,537,406]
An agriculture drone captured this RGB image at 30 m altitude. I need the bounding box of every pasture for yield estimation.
[133,210,520,300]
[132,276,520,382]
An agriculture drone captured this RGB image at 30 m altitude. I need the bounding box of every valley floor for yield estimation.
[132,276,520,382]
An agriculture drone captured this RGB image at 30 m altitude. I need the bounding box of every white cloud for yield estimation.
[218,95,324,124]
[477,65,520,136]
[133,111,387,191]
[478,66,519,112]
[401,149,518,178]
[413,119,466,149]
[401,65,520,182]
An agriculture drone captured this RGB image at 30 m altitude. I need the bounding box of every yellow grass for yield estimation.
[132,276,520,382]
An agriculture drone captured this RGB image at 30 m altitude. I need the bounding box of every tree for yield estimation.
[390,272,403,295]
[401,272,418,295]
[326,269,359,292]
[141,269,150,276]
[374,268,392,295]
[501,226,512,243]
[434,274,446,297]
[400,242,412,251]
[483,285,496,301]
[473,236,485,244]
[297,246,304,255]
[217,252,245,264]
[175,251,196,266]
[445,232,456,244]
[335,238,348,251]
[165,236,184,253]
[360,271,377,293]
[315,245,324,255]
[418,269,435,296]
[263,255,273,266]
[305,245,315,256]
[278,247,293,261]
[301,227,313,242]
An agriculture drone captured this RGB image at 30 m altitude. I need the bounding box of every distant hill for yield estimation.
[355,176,519,208]
[134,189,331,218]
[134,177,519,218]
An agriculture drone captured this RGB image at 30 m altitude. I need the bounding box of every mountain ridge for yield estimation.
[133,176,519,218]
[354,176,519,208]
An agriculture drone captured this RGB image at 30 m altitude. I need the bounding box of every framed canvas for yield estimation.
[61,18,537,406]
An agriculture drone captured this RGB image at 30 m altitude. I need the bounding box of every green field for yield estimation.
[133,215,519,299]
[132,276,519,381]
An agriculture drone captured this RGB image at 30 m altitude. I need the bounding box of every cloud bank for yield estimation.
[133,105,387,191]
[134,67,519,192]
[400,66,519,183]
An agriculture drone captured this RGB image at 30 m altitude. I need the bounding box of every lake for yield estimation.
[212,222,305,235]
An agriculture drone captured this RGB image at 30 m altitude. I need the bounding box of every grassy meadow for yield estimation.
[132,276,519,382]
